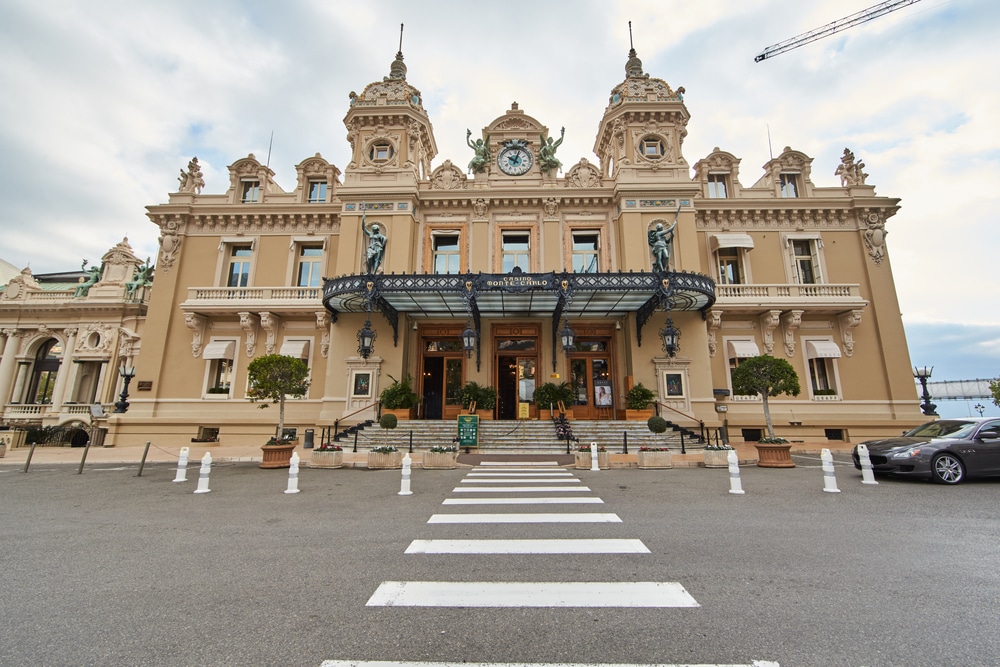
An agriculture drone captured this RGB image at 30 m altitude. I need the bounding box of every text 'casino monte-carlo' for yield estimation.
[0,39,926,446]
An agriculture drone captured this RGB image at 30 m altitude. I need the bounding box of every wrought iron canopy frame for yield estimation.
[322,268,715,358]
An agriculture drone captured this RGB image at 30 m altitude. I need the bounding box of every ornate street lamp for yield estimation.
[357,319,377,359]
[659,315,680,357]
[913,365,938,417]
[114,363,136,413]
[559,318,576,354]
[974,403,986,417]
[462,320,477,358]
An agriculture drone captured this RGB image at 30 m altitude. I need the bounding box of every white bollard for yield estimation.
[285,452,301,494]
[821,448,841,493]
[727,448,745,495]
[590,441,600,471]
[173,447,190,483]
[857,444,879,485]
[193,452,212,494]
[398,453,413,496]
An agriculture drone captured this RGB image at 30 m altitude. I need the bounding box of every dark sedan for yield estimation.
[852,418,1000,484]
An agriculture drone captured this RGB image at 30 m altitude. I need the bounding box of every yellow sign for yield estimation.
[518,402,530,419]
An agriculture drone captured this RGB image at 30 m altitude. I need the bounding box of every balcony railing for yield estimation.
[714,283,866,311]
[181,286,323,315]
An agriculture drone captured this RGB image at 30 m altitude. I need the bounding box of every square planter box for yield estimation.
[310,450,343,469]
[422,451,458,469]
[368,451,403,469]
[575,451,610,469]
[383,407,415,421]
[637,450,673,469]
[702,449,731,468]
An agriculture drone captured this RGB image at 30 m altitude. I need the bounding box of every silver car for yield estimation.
[852,418,1000,484]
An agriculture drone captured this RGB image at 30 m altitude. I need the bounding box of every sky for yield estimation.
[1,0,998,417]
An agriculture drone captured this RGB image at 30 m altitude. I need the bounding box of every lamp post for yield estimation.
[114,363,136,413]
[974,403,986,417]
[913,365,938,417]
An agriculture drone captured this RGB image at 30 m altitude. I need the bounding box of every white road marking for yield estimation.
[477,461,561,466]
[460,478,581,484]
[466,471,574,476]
[404,539,649,554]
[428,513,621,523]
[366,581,698,607]
[322,661,779,667]
[442,497,604,505]
[452,486,591,493]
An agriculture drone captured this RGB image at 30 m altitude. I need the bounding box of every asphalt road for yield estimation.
[1,455,998,667]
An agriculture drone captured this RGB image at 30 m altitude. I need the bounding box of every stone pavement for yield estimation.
[0,439,856,469]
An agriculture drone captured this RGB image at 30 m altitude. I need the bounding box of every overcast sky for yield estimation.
[1,0,997,415]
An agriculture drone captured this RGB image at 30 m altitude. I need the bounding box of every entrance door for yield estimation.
[420,336,466,420]
[497,356,536,420]
[568,340,613,420]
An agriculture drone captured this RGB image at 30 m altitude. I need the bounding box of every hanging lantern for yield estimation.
[560,318,576,353]
[462,320,477,358]
[357,319,377,359]
[659,315,680,357]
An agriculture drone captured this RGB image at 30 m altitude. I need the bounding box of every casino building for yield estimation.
[103,45,925,447]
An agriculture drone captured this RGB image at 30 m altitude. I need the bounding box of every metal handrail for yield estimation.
[333,400,378,438]
[654,401,706,443]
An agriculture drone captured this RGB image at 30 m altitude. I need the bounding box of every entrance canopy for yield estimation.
[323,268,716,352]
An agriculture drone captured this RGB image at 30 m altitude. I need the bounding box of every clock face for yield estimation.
[498,146,533,175]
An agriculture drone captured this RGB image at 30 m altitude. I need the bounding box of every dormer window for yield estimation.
[369,143,394,162]
[307,181,328,203]
[241,180,260,203]
[707,174,729,198]
[780,173,799,198]
[641,138,665,158]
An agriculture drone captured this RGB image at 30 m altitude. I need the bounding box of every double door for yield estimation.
[568,341,613,420]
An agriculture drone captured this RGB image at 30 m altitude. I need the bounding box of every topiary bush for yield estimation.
[647,415,668,434]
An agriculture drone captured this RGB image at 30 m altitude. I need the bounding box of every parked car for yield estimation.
[852,418,1000,484]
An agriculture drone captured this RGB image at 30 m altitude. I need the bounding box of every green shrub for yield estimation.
[647,415,668,434]
[625,383,656,410]
[379,413,398,430]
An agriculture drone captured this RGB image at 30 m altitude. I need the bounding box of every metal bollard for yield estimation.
[285,452,301,494]
[821,448,841,493]
[727,448,745,495]
[398,453,413,496]
[193,452,212,494]
[173,447,190,482]
[137,441,152,477]
[857,444,879,485]
[590,442,600,471]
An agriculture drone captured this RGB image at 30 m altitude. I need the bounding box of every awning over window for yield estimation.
[806,340,842,359]
[727,340,761,359]
[202,340,235,360]
[710,233,755,252]
[279,339,310,359]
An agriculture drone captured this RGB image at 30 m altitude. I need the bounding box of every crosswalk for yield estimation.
[366,461,698,608]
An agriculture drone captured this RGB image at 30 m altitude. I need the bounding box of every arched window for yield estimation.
[27,339,62,404]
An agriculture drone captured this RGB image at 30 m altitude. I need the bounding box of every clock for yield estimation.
[497,140,533,176]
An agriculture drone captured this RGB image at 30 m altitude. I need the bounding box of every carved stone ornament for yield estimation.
[78,322,114,353]
[158,218,183,273]
[565,159,601,188]
[184,313,207,357]
[863,211,887,265]
[117,326,140,359]
[839,310,863,357]
[835,147,868,187]
[472,198,489,219]
[759,310,782,355]
[543,198,559,217]
[706,309,722,357]
[259,312,280,355]
[781,310,804,357]
[239,311,259,357]
[430,160,467,190]
[315,311,331,358]
[178,157,205,194]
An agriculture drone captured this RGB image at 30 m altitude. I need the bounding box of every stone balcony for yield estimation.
[179,286,324,316]
[714,283,867,314]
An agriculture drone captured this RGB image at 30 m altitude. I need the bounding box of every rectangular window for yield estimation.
[571,232,599,273]
[501,233,530,273]
[717,247,742,285]
[432,235,461,274]
[809,357,836,394]
[241,180,260,203]
[227,245,252,287]
[707,174,728,198]
[307,181,328,203]
[780,173,799,198]
[642,139,663,157]
[296,244,323,287]
[791,239,820,284]
[209,359,233,394]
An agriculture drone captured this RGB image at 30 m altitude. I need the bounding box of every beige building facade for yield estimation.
[98,47,924,447]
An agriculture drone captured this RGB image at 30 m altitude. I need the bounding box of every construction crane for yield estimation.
[755,0,923,62]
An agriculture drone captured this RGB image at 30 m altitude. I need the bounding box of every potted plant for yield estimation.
[638,416,673,468]
[702,442,733,468]
[423,445,459,469]
[311,442,343,469]
[459,381,497,419]
[730,355,800,468]
[625,383,656,420]
[575,443,609,470]
[533,381,574,418]
[246,354,310,469]
[368,444,402,470]
[379,374,419,420]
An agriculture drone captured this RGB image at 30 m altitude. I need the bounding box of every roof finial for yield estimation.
[388,22,407,80]
[625,20,644,77]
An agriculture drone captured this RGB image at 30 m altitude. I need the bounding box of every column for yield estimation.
[11,362,29,403]
[49,328,77,413]
[0,330,21,407]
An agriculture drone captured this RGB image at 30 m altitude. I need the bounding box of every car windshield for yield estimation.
[903,420,978,439]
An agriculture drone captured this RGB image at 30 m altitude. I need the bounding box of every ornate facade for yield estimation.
[96,47,923,446]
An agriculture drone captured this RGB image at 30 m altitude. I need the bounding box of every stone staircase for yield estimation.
[337,418,708,453]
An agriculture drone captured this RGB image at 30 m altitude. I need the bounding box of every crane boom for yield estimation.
[755,0,923,62]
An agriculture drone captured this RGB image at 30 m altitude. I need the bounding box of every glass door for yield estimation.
[567,339,613,420]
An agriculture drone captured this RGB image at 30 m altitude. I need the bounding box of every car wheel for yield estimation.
[931,453,965,484]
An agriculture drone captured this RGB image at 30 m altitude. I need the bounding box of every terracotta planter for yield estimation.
[423,451,458,469]
[702,449,731,468]
[368,451,403,469]
[625,409,654,421]
[637,450,673,469]
[259,443,297,469]
[754,443,795,468]
[575,451,610,469]
[383,407,415,420]
[310,449,343,469]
